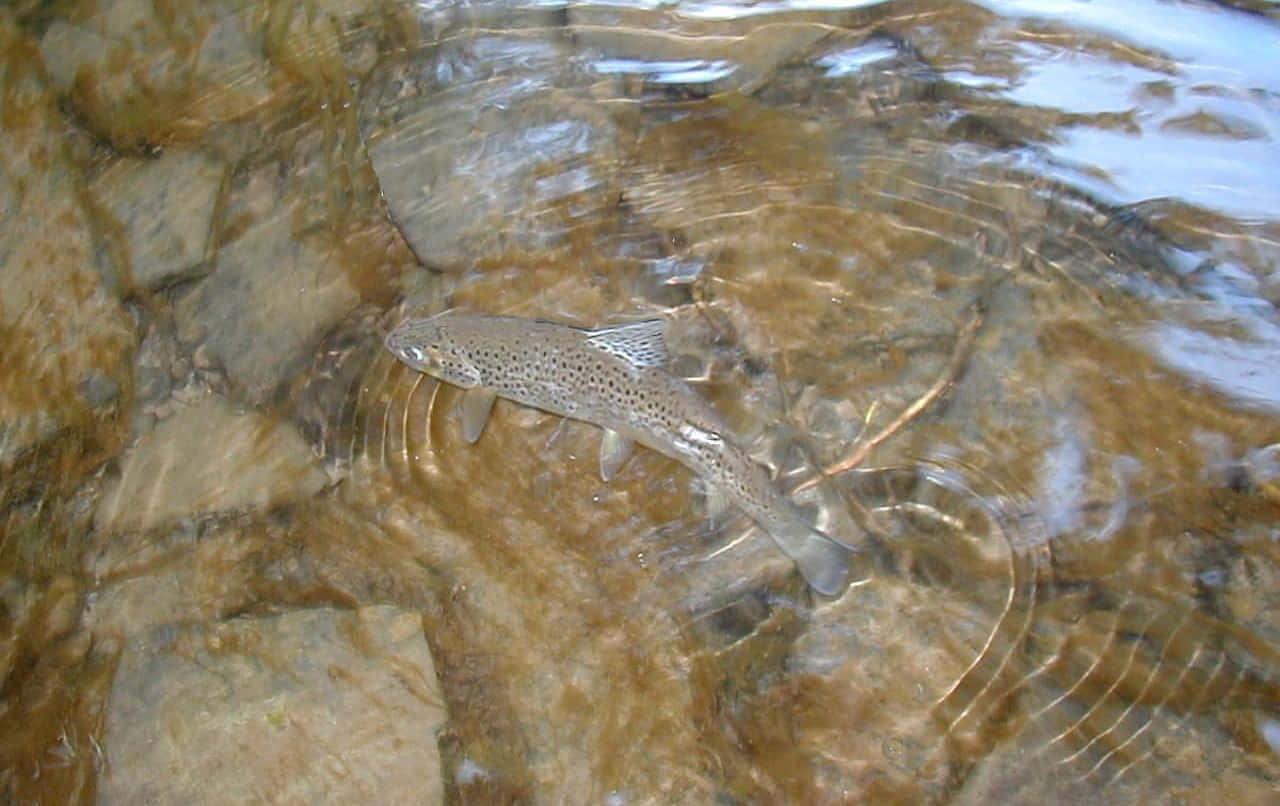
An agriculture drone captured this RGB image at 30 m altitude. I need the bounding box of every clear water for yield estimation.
[2,0,1278,802]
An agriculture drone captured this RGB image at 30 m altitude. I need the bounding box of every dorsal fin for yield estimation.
[585,319,669,368]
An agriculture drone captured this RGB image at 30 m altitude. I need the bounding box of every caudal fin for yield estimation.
[769,522,852,596]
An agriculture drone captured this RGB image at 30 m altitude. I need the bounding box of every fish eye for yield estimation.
[404,346,426,362]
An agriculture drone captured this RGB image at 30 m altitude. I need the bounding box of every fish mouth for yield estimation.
[385,317,432,354]
[384,325,409,352]
[383,317,408,346]
[383,321,431,372]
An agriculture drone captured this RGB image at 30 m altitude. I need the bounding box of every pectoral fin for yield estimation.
[459,388,497,444]
[599,429,634,481]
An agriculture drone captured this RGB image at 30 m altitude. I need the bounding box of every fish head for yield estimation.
[385,315,483,388]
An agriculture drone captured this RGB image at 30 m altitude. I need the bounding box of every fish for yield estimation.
[384,310,852,595]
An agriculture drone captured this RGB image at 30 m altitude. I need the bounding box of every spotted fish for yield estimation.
[385,310,851,595]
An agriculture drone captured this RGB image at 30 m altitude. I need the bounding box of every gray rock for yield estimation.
[175,164,361,406]
[95,396,329,533]
[78,369,120,409]
[135,365,171,407]
[360,43,619,269]
[100,606,446,805]
[90,150,227,291]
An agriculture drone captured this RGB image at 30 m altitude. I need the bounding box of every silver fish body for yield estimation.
[385,310,851,595]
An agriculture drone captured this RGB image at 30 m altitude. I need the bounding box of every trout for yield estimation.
[385,310,851,595]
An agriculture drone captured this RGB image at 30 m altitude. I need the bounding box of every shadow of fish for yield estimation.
[385,310,852,595]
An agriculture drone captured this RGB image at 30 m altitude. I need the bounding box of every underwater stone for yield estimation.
[95,395,329,533]
[100,606,446,804]
[38,1,274,149]
[174,163,361,406]
[0,13,133,467]
[361,52,619,269]
[90,150,227,291]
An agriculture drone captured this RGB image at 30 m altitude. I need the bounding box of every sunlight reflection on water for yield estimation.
[977,0,1280,216]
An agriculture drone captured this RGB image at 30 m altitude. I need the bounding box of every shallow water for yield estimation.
[2,0,1279,802]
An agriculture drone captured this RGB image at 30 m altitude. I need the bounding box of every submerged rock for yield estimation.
[37,0,422,152]
[100,606,446,805]
[0,13,133,467]
[95,395,329,533]
[175,163,361,406]
[89,149,228,291]
[360,41,620,269]
[37,0,274,149]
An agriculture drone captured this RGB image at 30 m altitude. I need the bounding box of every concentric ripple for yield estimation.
[294,302,1280,799]
[831,454,1280,797]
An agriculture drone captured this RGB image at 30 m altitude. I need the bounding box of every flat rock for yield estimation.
[96,396,329,533]
[100,606,446,805]
[0,13,133,467]
[90,149,227,291]
[175,164,361,405]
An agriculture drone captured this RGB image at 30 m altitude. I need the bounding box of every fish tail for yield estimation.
[768,520,852,596]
